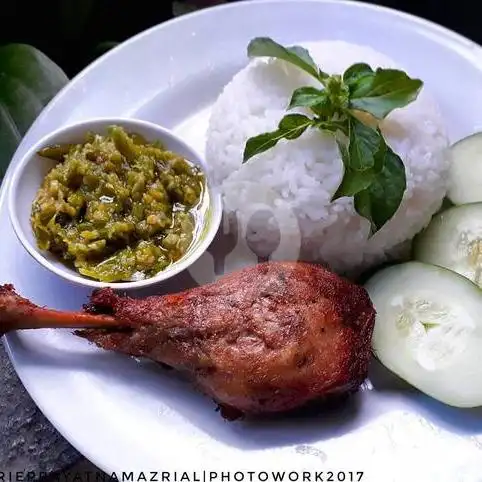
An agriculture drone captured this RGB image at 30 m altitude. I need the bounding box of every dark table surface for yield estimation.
[2,0,482,478]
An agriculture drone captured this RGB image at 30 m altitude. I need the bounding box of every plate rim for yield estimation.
[3,0,482,473]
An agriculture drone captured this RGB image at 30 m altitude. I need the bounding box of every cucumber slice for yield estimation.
[365,261,482,407]
[448,132,482,205]
[413,203,482,288]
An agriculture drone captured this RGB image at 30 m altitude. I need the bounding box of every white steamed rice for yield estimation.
[205,40,449,275]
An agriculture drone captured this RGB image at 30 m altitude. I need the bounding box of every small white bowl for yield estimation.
[8,117,222,290]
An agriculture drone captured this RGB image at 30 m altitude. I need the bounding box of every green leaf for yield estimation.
[372,132,387,173]
[332,139,375,200]
[92,41,120,57]
[343,63,374,85]
[278,114,314,139]
[353,189,372,227]
[349,68,423,119]
[243,114,314,162]
[324,74,350,110]
[348,117,382,171]
[336,138,350,167]
[0,44,68,178]
[243,131,281,162]
[354,143,406,233]
[248,37,327,81]
[314,119,349,135]
[333,168,376,199]
[288,86,327,110]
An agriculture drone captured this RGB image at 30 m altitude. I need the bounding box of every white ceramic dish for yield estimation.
[3,1,482,479]
[8,117,222,290]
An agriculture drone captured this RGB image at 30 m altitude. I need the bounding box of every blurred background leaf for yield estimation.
[0,44,69,178]
[1,1,173,77]
[0,0,174,179]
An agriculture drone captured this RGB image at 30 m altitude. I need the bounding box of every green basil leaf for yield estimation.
[332,139,375,200]
[343,63,374,85]
[348,117,382,171]
[324,75,350,110]
[311,104,332,117]
[373,131,387,173]
[243,131,284,163]
[243,114,313,162]
[354,189,373,229]
[349,68,423,119]
[92,41,120,57]
[315,119,349,135]
[336,138,350,166]
[0,44,68,179]
[354,144,406,233]
[288,45,327,79]
[278,114,314,139]
[247,37,327,81]
[290,91,335,120]
[333,168,376,199]
[288,86,327,110]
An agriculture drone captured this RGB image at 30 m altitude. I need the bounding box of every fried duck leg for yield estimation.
[0,262,376,418]
[0,284,117,335]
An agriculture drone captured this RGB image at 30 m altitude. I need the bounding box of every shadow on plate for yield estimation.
[10,219,482,449]
[369,358,482,436]
[9,219,390,450]
[14,334,391,451]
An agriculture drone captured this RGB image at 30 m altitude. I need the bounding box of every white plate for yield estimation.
[4,0,482,479]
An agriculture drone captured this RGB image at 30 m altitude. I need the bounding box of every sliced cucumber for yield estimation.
[448,132,482,205]
[365,261,482,408]
[413,203,482,288]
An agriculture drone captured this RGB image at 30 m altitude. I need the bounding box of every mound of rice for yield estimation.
[205,40,449,275]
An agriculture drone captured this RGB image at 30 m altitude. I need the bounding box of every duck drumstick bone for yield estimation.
[0,284,117,335]
[0,262,376,418]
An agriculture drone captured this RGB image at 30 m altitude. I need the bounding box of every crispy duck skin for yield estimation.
[0,262,376,418]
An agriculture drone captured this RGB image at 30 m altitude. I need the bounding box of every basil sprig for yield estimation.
[243,37,423,234]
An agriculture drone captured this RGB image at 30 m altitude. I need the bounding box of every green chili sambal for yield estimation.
[30,125,206,282]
